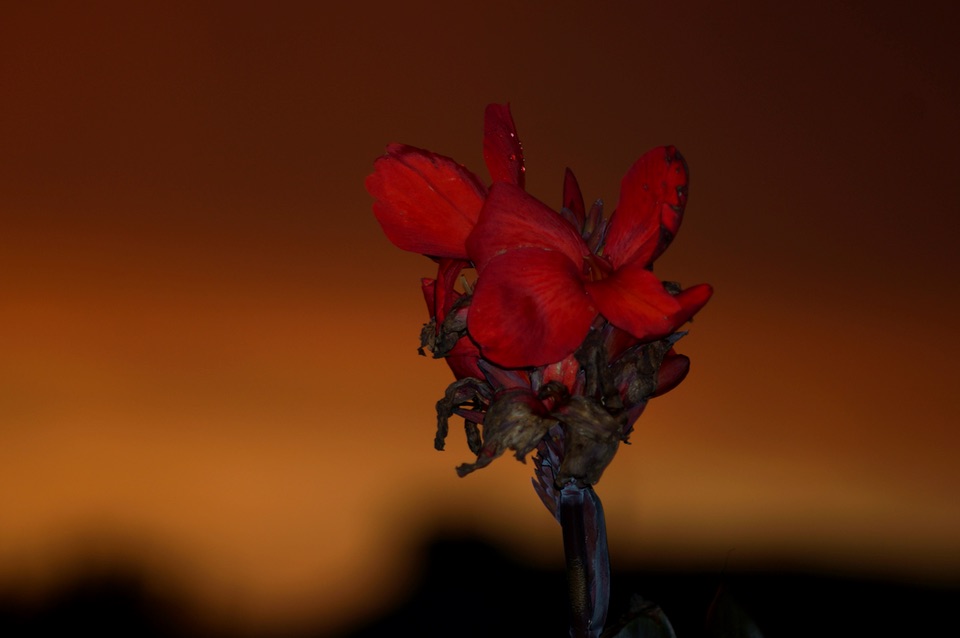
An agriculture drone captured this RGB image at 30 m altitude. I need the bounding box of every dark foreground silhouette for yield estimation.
[1,532,957,637]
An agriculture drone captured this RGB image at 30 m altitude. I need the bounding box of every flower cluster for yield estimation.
[366,104,711,511]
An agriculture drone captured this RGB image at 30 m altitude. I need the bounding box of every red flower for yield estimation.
[368,104,713,487]
[465,147,712,368]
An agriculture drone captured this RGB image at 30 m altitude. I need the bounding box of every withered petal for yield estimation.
[552,396,624,486]
[456,388,557,477]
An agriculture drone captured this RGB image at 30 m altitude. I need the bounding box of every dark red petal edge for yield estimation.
[483,103,525,188]
[563,167,586,229]
[604,146,688,269]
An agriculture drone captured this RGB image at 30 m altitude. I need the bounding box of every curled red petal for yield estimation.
[584,262,682,342]
[673,283,713,326]
[562,167,586,229]
[483,103,525,188]
[468,248,597,368]
[421,277,437,316]
[652,352,690,397]
[445,338,484,380]
[466,182,588,272]
[604,146,688,268]
[433,258,470,322]
[366,144,486,259]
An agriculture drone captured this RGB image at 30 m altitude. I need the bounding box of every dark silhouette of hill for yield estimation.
[1,531,957,637]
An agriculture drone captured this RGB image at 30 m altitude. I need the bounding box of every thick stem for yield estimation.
[560,483,610,638]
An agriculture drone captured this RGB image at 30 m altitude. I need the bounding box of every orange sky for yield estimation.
[1,1,959,635]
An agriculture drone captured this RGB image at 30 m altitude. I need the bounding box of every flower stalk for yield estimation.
[561,483,610,638]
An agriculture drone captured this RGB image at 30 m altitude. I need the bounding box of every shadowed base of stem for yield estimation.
[560,483,610,638]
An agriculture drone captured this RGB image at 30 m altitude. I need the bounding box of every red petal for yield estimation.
[604,146,688,268]
[366,144,486,258]
[421,277,436,316]
[652,352,690,397]
[445,339,484,380]
[466,182,588,272]
[468,248,597,368]
[434,258,470,322]
[673,283,713,326]
[562,167,586,229]
[584,262,682,342]
[540,352,582,395]
[604,325,641,362]
[483,103,525,187]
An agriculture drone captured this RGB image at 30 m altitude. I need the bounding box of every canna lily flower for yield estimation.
[466,147,712,369]
[366,102,712,484]
[368,104,715,637]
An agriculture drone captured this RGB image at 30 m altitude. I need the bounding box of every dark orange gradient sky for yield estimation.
[2,1,959,634]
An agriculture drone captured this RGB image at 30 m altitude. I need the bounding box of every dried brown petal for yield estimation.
[420,296,472,359]
[456,388,557,477]
[552,396,625,486]
[418,318,437,356]
[435,377,490,451]
[432,296,471,358]
[614,334,683,409]
[574,327,623,412]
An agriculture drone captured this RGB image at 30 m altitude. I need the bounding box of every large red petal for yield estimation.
[483,103,525,188]
[584,262,682,342]
[604,146,688,268]
[366,144,486,258]
[467,248,597,368]
[466,182,588,272]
